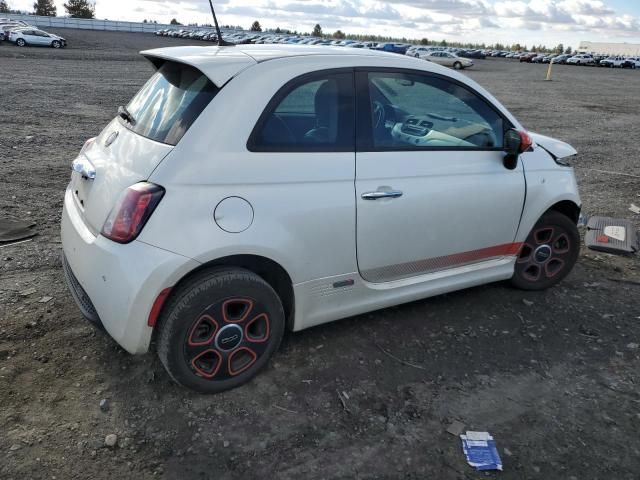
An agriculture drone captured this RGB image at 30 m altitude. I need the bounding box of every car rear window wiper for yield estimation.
[118,105,137,126]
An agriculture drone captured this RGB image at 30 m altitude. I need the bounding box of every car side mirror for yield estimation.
[503,129,533,170]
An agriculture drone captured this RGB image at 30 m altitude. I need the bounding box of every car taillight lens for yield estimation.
[101,183,164,244]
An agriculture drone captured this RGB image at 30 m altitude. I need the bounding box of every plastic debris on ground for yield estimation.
[460,431,503,471]
[0,218,37,244]
[584,216,638,255]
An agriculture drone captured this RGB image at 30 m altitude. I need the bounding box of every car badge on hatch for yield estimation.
[105,131,119,148]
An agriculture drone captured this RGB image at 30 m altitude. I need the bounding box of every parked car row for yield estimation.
[156,30,479,70]
[155,29,416,52]
[0,18,66,48]
[0,17,30,41]
[156,28,639,71]
[514,51,638,68]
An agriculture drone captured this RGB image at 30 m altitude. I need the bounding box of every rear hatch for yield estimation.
[70,60,219,234]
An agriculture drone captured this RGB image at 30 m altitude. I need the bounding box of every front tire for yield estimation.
[453,61,462,70]
[52,40,61,49]
[16,38,25,47]
[511,211,579,290]
[157,268,285,393]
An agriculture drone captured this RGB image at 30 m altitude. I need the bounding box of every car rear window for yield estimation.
[124,61,218,146]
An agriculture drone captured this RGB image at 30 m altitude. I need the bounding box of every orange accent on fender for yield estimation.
[443,242,524,264]
[148,288,172,327]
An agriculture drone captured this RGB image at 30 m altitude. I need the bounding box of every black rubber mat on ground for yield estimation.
[585,216,638,255]
[0,219,37,244]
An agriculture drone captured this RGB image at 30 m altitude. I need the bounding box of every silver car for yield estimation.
[9,27,66,48]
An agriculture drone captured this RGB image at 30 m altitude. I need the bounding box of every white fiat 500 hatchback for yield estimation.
[62,45,581,393]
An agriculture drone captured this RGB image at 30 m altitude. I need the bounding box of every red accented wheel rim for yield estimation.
[183,297,270,380]
[515,224,573,284]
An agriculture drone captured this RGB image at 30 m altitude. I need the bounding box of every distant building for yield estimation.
[578,41,640,56]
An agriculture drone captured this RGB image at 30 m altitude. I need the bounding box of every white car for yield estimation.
[9,27,66,48]
[61,45,581,393]
[0,21,30,40]
[566,54,595,66]
[627,57,640,67]
[406,46,436,57]
[420,51,474,69]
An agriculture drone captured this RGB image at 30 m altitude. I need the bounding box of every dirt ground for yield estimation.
[1,30,639,480]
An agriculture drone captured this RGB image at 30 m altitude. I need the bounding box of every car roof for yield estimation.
[141,44,402,87]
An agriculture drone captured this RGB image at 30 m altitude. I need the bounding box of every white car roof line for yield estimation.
[245,51,397,63]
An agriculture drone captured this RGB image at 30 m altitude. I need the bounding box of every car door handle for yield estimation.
[361,190,403,200]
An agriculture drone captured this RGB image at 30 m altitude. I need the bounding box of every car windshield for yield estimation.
[124,61,218,146]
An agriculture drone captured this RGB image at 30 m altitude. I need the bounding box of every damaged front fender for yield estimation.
[529,132,577,162]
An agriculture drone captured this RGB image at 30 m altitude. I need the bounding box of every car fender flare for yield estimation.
[516,195,581,245]
[162,250,297,331]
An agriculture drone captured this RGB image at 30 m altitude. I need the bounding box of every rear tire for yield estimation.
[156,267,285,393]
[16,38,25,47]
[511,211,579,291]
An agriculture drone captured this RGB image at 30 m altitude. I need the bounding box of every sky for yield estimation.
[9,0,640,48]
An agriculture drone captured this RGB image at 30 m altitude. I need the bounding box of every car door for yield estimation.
[428,53,443,65]
[35,31,50,45]
[443,54,457,67]
[354,69,526,283]
[20,29,35,44]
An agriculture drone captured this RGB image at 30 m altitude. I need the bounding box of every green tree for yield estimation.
[439,39,447,47]
[312,23,322,37]
[333,30,345,39]
[170,18,181,25]
[565,46,572,54]
[64,0,95,18]
[555,43,564,54]
[0,0,9,13]
[34,0,56,15]
[420,37,429,45]
[250,20,262,32]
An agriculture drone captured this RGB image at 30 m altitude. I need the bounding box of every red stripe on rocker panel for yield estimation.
[361,242,523,283]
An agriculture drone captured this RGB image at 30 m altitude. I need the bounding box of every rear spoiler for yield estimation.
[141,46,256,88]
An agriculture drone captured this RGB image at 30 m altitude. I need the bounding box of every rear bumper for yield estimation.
[62,252,105,331]
[61,186,199,354]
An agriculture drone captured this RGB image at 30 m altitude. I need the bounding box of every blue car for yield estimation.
[376,43,409,54]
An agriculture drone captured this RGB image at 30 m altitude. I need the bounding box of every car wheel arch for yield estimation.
[156,254,295,336]
[546,199,581,224]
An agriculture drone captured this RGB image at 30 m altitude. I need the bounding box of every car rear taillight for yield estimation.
[101,182,164,244]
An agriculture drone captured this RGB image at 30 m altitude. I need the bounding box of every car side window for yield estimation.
[366,71,505,150]
[249,71,354,152]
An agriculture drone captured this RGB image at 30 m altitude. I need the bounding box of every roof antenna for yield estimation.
[207,0,233,46]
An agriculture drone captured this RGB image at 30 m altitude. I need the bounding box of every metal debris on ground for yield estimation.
[584,216,638,255]
[38,296,53,303]
[630,204,640,215]
[18,288,37,297]
[460,431,503,471]
[0,219,37,244]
